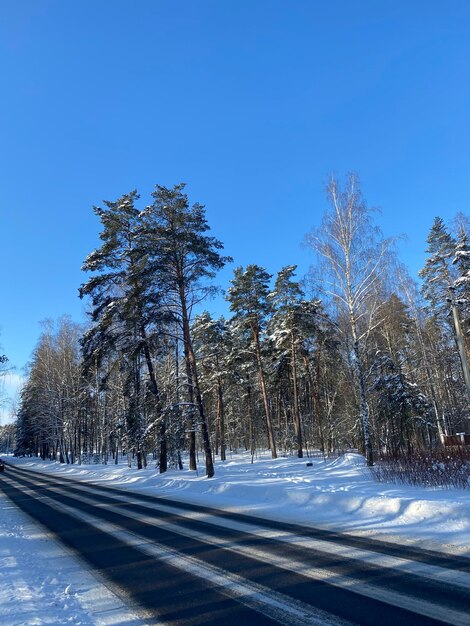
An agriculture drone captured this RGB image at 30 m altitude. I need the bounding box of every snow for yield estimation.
[0,490,145,625]
[1,451,469,624]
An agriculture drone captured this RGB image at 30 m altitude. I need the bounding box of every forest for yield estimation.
[9,174,470,478]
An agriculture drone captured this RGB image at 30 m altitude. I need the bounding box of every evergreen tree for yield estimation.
[227,265,277,458]
[15,397,37,457]
[419,217,457,315]
[372,351,431,455]
[141,184,231,478]
[192,313,231,461]
[419,217,470,403]
[453,227,470,340]
[225,317,260,457]
[0,423,15,454]
[80,191,165,470]
[396,267,449,441]
[269,265,321,457]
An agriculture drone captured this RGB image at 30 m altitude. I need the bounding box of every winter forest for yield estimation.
[9,174,470,479]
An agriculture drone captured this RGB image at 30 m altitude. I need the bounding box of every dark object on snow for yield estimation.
[306,462,313,467]
[0,459,4,472]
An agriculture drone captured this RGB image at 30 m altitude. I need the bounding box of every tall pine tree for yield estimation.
[140,184,231,478]
[227,265,277,458]
[269,265,321,457]
[80,192,165,470]
[419,217,470,403]
[453,227,470,342]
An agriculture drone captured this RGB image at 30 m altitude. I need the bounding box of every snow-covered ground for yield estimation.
[1,451,469,625]
[0,490,146,625]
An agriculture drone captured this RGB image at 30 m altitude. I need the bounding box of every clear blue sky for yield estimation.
[1,0,470,417]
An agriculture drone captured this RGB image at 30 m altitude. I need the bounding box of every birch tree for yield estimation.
[306,173,392,465]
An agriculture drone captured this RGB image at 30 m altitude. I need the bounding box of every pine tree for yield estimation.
[225,317,260,457]
[192,313,231,461]
[419,217,470,403]
[396,268,449,442]
[269,265,321,457]
[141,184,231,478]
[0,423,15,454]
[15,394,38,457]
[80,191,165,470]
[453,227,470,340]
[227,265,277,458]
[419,217,457,315]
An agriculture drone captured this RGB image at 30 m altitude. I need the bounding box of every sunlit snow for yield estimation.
[1,451,469,624]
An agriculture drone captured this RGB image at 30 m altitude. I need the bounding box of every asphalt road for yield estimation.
[1,462,469,626]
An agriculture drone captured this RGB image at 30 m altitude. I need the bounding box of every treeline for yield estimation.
[14,175,470,474]
[0,424,15,453]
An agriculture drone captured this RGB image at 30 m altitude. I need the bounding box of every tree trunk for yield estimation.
[253,329,277,458]
[182,342,197,470]
[411,312,446,442]
[217,377,226,461]
[247,384,255,461]
[290,331,303,458]
[303,354,325,453]
[450,290,470,403]
[159,419,167,473]
[179,284,214,477]
[352,338,374,466]
[140,322,167,472]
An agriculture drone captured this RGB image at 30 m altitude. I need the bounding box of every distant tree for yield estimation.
[419,217,470,403]
[224,318,260,457]
[301,311,345,454]
[192,313,231,461]
[227,265,277,458]
[395,267,449,442]
[16,318,84,462]
[453,227,470,341]
[269,265,321,457]
[15,400,36,457]
[0,423,16,453]
[371,348,431,455]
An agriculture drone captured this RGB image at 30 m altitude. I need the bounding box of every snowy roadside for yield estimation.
[4,451,470,555]
[1,451,468,625]
[0,490,146,626]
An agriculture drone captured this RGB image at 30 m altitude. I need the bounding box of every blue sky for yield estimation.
[1,0,470,418]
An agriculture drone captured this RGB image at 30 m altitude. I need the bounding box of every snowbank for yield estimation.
[5,451,470,555]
